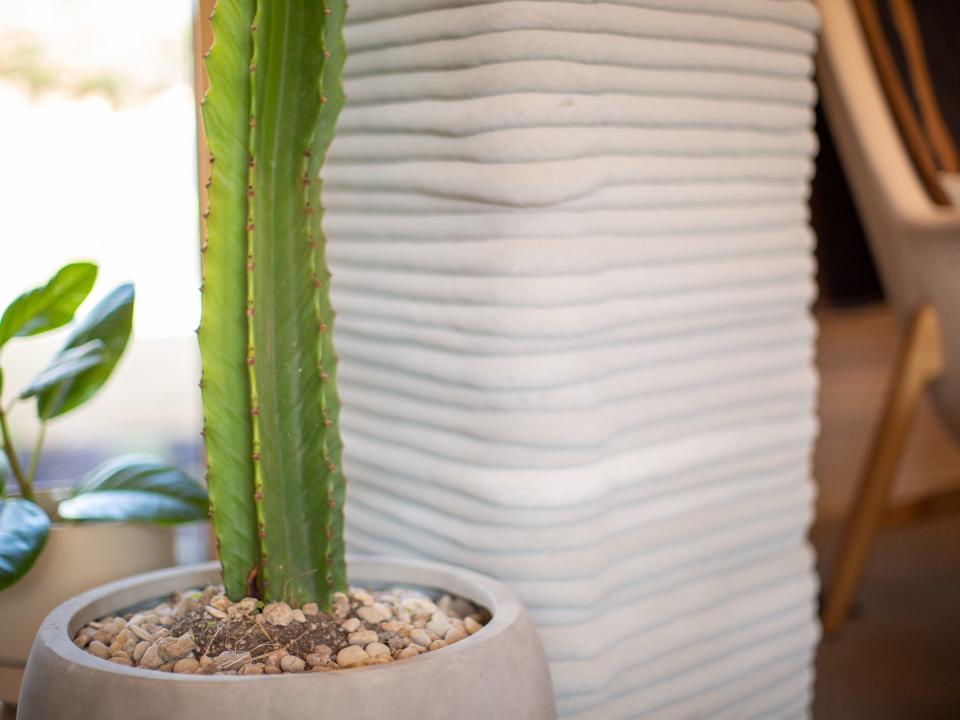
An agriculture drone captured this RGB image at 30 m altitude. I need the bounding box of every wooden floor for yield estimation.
[813,302,960,719]
[815,303,960,521]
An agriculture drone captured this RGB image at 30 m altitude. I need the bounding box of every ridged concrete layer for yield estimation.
[328,1,820,716]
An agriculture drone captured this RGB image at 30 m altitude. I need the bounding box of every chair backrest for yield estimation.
[817,0,960,440]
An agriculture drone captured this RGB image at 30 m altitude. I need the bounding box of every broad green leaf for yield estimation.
[0,263,98,348]
[35,284,134,420]
[0,498,50,591]
[61,455,208,524]
[19,340,107,399]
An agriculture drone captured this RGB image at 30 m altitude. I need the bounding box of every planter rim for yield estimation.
[34,555,522,684]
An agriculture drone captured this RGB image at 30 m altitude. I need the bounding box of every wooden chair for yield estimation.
[816,0,960,634]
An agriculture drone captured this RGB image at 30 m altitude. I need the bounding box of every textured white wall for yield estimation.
[327,1,820,716]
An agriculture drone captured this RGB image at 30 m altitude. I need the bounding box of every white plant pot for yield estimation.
[0,491,175,707]
[327,1,822,716]
[19,557,555,720]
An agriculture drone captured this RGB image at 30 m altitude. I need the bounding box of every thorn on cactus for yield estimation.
[252,452,261,461]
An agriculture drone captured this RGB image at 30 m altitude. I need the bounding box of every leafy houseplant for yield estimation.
[0,262,208,592]
[199,0,347,607]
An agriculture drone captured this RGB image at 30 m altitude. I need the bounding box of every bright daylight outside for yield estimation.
[0,0,201,479]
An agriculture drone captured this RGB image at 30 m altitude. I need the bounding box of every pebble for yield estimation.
[263,665,282,675]
[403,598,439,617]
[352,589,374,606]
[365,642,391,659]
[291,609,307,624]
[427,613,451,637]
[240,663,265,675]
[129,641,149,663]
[301,602,320,616]
[464,617,483,635]
[173,657,200,674]
[88,641,110,660]
[205,605,227,619]
[209,595,232,612]
[356,605,387,625]
[129,624,153,643]
[262,602,294,627]
[265,649,287,667]
[306,645,332,667]
[139,645,164,670]
[428,640,448,651]
[157,633,196,661]
[280,655,306,673]
[396,647,421,660]
[410,629,431,648]
[109,656,133,666]
[233,597,259,616]
[445,627,468,644]
[336,645,368,668]
[340,618,361,633]
[331,593,351,621]
[348,630,378,646]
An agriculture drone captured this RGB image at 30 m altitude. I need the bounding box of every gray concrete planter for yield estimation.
[19,557,555,719]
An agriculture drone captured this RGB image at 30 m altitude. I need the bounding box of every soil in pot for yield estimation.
[72,583,490,675]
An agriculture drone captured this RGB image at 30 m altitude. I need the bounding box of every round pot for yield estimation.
[19,556,556,719]
[0,490,175,707]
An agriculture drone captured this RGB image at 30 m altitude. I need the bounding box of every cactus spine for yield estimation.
[200,0,347,608]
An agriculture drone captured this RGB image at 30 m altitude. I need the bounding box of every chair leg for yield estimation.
[821,304,944,634]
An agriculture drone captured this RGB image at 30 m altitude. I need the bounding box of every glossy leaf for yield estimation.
[0,262,97,348]
[0,498,50,591]
[19,340,107,399]
[35,284,134,420]
[61,455,208,523]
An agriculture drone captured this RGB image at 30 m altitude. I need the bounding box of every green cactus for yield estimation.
[200,0,348,608]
